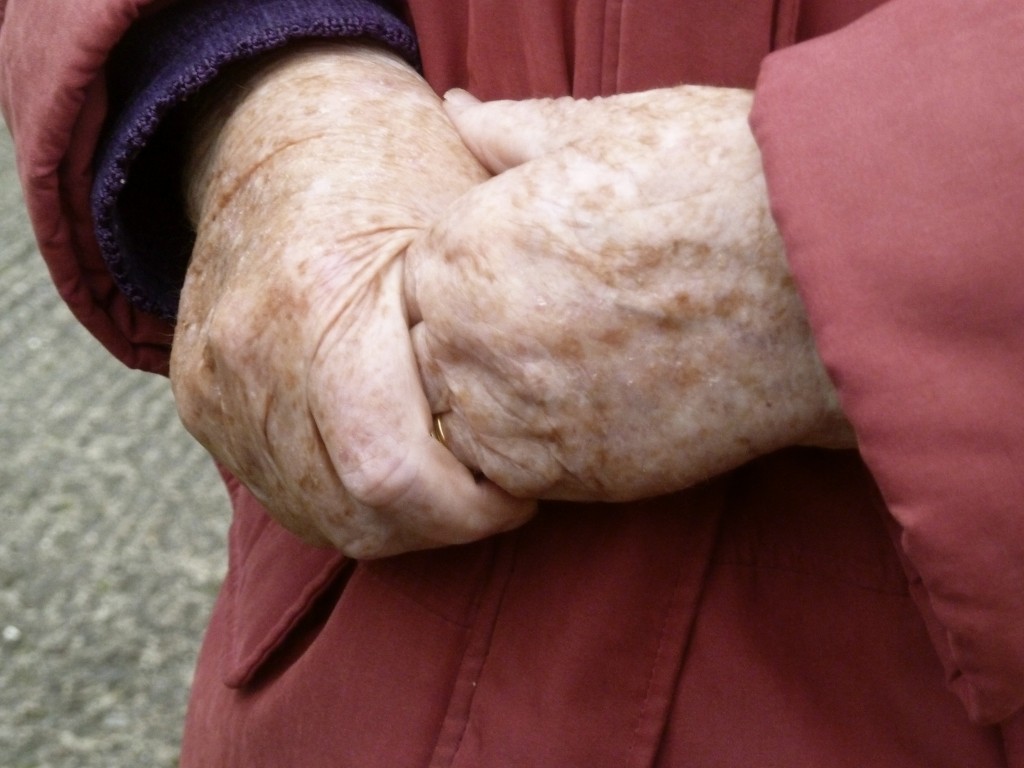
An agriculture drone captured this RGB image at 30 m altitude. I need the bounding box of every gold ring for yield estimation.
[431,414,449,449]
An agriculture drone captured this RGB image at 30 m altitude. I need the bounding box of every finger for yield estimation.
[409,320,450,415]
[402,229,431,326]
[379,436,537,554]
[428,408,475,471]
[321,423,536,558]
[312,264,534,556]
[403,224,455,327]
[443,89,591,173]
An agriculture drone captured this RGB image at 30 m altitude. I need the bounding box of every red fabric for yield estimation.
[0,0,173,373]
[658,454,1005,767]
[183,453,1009,766]
[751,0,1024,726]
[406,0,781,99]
[3,0,1023,765]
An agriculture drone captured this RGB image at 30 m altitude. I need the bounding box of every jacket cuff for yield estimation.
[91,0,417,320]
[750,0,1024,724]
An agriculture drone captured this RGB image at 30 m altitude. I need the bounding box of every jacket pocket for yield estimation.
[217,472,351,689]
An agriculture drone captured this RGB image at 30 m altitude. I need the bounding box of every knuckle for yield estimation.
[479,441,563,499]
[339,449,417,510]
[168,373,210,437]
[169,345,222,437]
[204,310,247,362]
[172,394,204,438]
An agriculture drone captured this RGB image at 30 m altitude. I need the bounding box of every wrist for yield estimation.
[185,42,447,226]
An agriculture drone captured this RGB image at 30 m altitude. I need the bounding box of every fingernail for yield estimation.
[443,88,481,110]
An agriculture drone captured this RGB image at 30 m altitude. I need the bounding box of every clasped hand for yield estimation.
[408,87,853,501]
[171,45,533,558]
[170,44,852,558]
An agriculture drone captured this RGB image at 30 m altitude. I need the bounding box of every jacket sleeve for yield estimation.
[0,0,414,373]
[751,0,1024,726]
[93,0,418,321]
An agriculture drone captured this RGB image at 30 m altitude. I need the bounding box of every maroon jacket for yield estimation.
[2,0,1023,764]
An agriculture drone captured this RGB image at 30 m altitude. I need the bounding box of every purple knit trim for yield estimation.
[91,0,417,320]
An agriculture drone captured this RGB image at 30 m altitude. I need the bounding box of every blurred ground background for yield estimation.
[1,125,229,765]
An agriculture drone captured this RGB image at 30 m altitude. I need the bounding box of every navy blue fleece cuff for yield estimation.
[91,0,417,320]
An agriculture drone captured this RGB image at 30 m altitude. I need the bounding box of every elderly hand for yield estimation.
[405,87,855,502]
[170,45,534,557]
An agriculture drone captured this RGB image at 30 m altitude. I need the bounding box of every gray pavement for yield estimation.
[1,128,229,765]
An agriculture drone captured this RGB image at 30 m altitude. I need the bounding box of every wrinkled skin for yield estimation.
[170,44,534,558]
[172,44,853,556]
[406,89,854,501]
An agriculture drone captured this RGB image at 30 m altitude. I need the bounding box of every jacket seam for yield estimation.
[624,549,702,767]
[428,533,521,768]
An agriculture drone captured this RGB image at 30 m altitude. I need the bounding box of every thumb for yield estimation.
[443,89,591,173]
